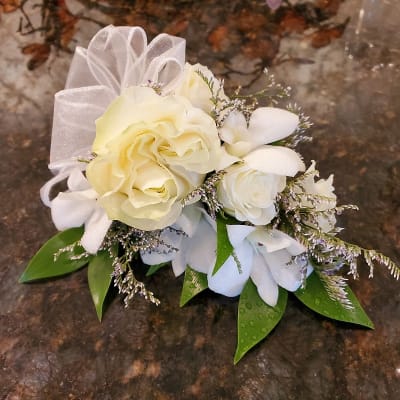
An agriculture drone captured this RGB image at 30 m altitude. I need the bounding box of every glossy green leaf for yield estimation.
[180,266,208,307]
[88,249,115,321]
[146,262,169,277]
[212,214,234,276]
[19,227,89,283]
[234,280,288,364]
[294,272,374,329]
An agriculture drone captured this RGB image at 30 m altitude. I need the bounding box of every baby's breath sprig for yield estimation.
[100,222,184,306]
[196,69,247,127]
[231,69,292,107]
[318,272,354,309]
[277,173,400,286]
[54,241,90,262]
[76,152,96,164]
[112,262,160,307]
[143,79,163,95]
[182,170,226,219]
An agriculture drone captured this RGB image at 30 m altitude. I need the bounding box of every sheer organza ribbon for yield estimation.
[41,25,186,206]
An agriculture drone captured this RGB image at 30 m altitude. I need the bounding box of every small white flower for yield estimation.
[296,161,337,233]
[247,228,312,306]
[220,108,300,158]
[205,226,312,306]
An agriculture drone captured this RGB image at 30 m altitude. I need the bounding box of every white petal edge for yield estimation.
[248,229,292,253]
[244,145,305,177]
[262,249,304,292]
[51,192,96,231]
[67,168,92,191]
[208,240,253,297]
[250,252,279,307]
[186,215,216,274]
[226,224,256,247]
[81,207,112,254]
[248,107,299,144]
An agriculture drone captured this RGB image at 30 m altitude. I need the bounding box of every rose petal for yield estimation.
[93,86,160,154]
[248,107,299,144]
[243,145,305,177]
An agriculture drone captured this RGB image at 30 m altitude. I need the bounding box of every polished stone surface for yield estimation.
[1,1,400,399]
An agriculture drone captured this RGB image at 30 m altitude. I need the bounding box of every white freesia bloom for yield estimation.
[297,161,337,232]
[220,108,300,158]
[247,228,312,306]
[144,207,312,306]
[205,226,312,306]
[50,168,112,254]
[140,206,254,296]
[218,108,304,225]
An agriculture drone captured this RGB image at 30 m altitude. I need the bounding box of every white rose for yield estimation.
[218,146,305,225]
[174,63,224,113]
[86,86,224,231]
[218,162,284,225]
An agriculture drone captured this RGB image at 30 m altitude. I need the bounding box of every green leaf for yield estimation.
[146,262,169,277]
[234,280,287,364]
[88,249,115,321]
[294,272,374,329]
[180,266,208,307]
[20,227,89,283]
[212,214,234,276]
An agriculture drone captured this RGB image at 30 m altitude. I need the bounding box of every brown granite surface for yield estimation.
[1,1,400,399]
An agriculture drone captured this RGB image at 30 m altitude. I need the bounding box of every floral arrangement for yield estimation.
[20,26,399,363]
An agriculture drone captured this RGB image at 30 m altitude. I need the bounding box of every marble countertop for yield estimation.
[1,1,399,399]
